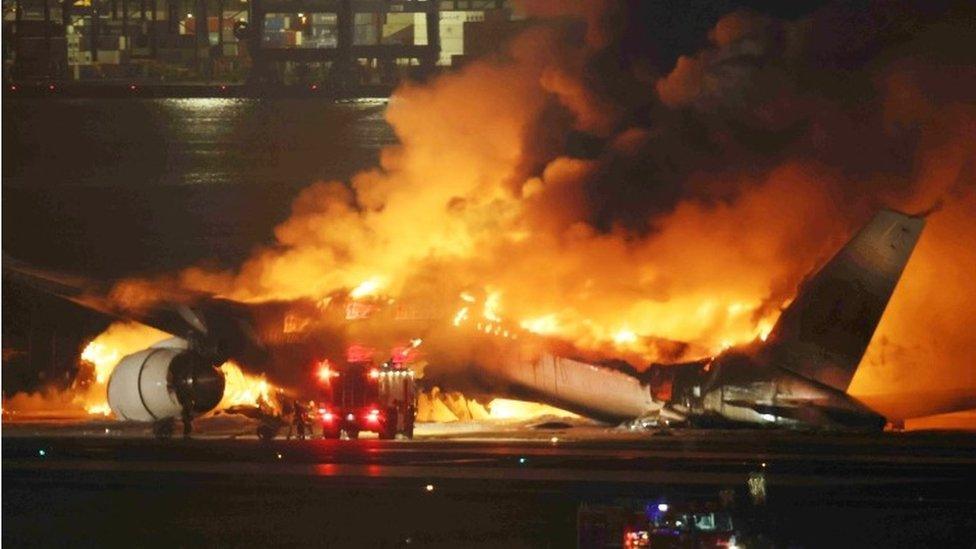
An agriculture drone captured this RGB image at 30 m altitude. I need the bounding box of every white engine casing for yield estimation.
[107,348,187,422]
[107,338,225,423]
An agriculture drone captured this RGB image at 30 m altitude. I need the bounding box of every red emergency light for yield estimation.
[364,408,381,423]
[316,359,338,382]
[319,407,335,423]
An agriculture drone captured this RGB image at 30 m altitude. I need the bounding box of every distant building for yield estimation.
[3,0,524,88]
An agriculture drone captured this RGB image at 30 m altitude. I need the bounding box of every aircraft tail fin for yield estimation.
[762,209,925,392]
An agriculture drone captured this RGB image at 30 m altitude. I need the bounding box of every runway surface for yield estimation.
[4,421,976,547]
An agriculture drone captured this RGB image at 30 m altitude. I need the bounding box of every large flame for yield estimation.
[487,398,578,420]
[160,7,976,421]
[4,322,280,418]
[219,361,278,411]
[13,5,970,426]
[79,323,170,416]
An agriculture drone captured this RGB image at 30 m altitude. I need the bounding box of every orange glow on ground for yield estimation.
[487,398,578,420]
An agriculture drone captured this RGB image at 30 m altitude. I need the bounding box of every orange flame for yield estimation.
[109,9,973,425]
[79,323,170,416]
[487,398,578,420]
[219,361,278,411]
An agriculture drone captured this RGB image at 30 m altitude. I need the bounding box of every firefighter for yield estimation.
[181,401,193,438]
[293,399,309,440]
[175,376,195,438]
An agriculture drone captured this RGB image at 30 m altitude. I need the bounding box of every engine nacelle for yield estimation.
[107,347,225,422]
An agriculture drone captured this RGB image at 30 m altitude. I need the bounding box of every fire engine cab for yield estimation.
[315,357,417,440]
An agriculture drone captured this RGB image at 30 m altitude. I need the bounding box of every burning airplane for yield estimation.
[5,3,975,431]
[2,207,942,431]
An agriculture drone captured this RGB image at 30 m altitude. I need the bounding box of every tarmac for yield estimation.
[4,417,976,547]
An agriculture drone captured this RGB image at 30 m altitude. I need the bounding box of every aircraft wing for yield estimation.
[2,257,256,355]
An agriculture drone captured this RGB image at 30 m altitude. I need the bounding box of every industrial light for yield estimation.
[424,483,434,492]
[657,503,669,512]
[38,449,46,457]
[368,368,380,379]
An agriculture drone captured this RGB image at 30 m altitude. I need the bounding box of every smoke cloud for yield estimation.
[106,2,974,412]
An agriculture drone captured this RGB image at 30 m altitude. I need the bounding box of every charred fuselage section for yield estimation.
[644,353,885,430]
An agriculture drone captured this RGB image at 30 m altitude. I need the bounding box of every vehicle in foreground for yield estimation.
[316,356,417,440]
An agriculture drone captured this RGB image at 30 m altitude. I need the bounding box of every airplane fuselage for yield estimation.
[646,353,886,430]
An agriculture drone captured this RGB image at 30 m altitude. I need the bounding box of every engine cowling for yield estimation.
[107,346,225,422]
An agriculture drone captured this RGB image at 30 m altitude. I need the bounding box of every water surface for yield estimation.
[3,98,396,276]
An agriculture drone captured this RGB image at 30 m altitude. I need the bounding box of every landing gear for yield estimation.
[379,409,398,440]
[379,407,415,440]
[257,423,280,441]
[403,415,415,439]
[181,407,193,438]
[404,405,416,439]
[153,418,176,439]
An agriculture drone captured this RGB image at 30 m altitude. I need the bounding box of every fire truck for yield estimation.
[315,358,418,440]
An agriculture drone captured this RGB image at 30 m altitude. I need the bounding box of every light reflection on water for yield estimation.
[3,97,397,273]
[5,97,397,189]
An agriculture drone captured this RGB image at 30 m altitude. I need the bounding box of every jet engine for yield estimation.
[107,345,225,422]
